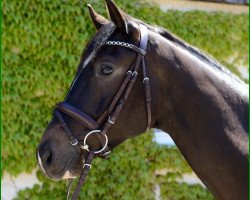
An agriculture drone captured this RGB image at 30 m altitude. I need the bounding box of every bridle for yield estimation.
[54,23,150,200]
[54,24,151,200]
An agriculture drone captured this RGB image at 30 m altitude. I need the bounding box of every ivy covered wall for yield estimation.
[2,0,248,199]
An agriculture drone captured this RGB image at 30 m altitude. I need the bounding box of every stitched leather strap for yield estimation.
[71,151,95,200]
[56,102,99,130]
[54,110,82,154]
[139,24,151,131]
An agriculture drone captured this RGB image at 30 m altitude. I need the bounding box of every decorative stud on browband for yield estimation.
[105,41,146,55]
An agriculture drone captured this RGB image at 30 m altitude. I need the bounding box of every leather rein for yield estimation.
[54,24,151,200]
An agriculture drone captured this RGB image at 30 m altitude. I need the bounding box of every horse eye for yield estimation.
[100,65,113,76]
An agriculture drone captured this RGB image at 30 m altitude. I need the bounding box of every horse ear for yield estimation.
[87,4,109,30]
[105,0,128,33]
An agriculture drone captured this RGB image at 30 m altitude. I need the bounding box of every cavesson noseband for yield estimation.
[54,24,151,200]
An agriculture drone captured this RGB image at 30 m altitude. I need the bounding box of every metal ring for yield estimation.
[83,130,108,154]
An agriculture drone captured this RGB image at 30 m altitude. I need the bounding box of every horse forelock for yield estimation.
[77,22,116,73]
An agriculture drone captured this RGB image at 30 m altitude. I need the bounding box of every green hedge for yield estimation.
[2,0,248,199]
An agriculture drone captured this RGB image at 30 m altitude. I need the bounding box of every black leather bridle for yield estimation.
[54,24,151,200]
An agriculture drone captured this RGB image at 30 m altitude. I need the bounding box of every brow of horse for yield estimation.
[76,22,116,74]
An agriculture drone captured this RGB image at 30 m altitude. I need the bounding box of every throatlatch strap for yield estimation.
[138,24,151,131]
[142,57,152,131]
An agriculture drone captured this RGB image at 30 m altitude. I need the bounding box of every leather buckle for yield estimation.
[70,137,78,146]
[143,77,149,84]
[83,164,91,169]
[108,116,114,124]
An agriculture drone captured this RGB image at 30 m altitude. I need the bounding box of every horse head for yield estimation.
[37,0,157,180]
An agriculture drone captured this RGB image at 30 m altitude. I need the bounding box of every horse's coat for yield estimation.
[37,1,248,199]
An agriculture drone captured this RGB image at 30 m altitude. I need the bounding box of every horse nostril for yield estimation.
[39,143,53,167]
[44,149,53,165]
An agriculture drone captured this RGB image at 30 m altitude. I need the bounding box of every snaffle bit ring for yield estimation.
[83,130,108,154]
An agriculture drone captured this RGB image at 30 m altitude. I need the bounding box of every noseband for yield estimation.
[54,24,151,200]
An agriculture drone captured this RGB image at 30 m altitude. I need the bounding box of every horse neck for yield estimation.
[148,32,248,200]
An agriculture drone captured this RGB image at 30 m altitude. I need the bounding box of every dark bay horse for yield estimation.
[37,1,249,199]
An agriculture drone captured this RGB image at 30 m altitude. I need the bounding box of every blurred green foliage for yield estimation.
[2,0,248,199]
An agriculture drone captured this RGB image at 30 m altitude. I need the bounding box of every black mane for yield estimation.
[134,18,243,84]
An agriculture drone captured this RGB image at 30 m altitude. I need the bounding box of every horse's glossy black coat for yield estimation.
[37,1,249,199]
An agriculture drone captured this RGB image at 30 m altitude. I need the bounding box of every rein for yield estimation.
[54,24,151,200]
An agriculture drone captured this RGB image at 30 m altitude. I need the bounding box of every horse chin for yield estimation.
[46,162,82,181]
[62,165,83,180]
[62,170,77,179]
[59,156,83,180]
[39,151,82,181]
